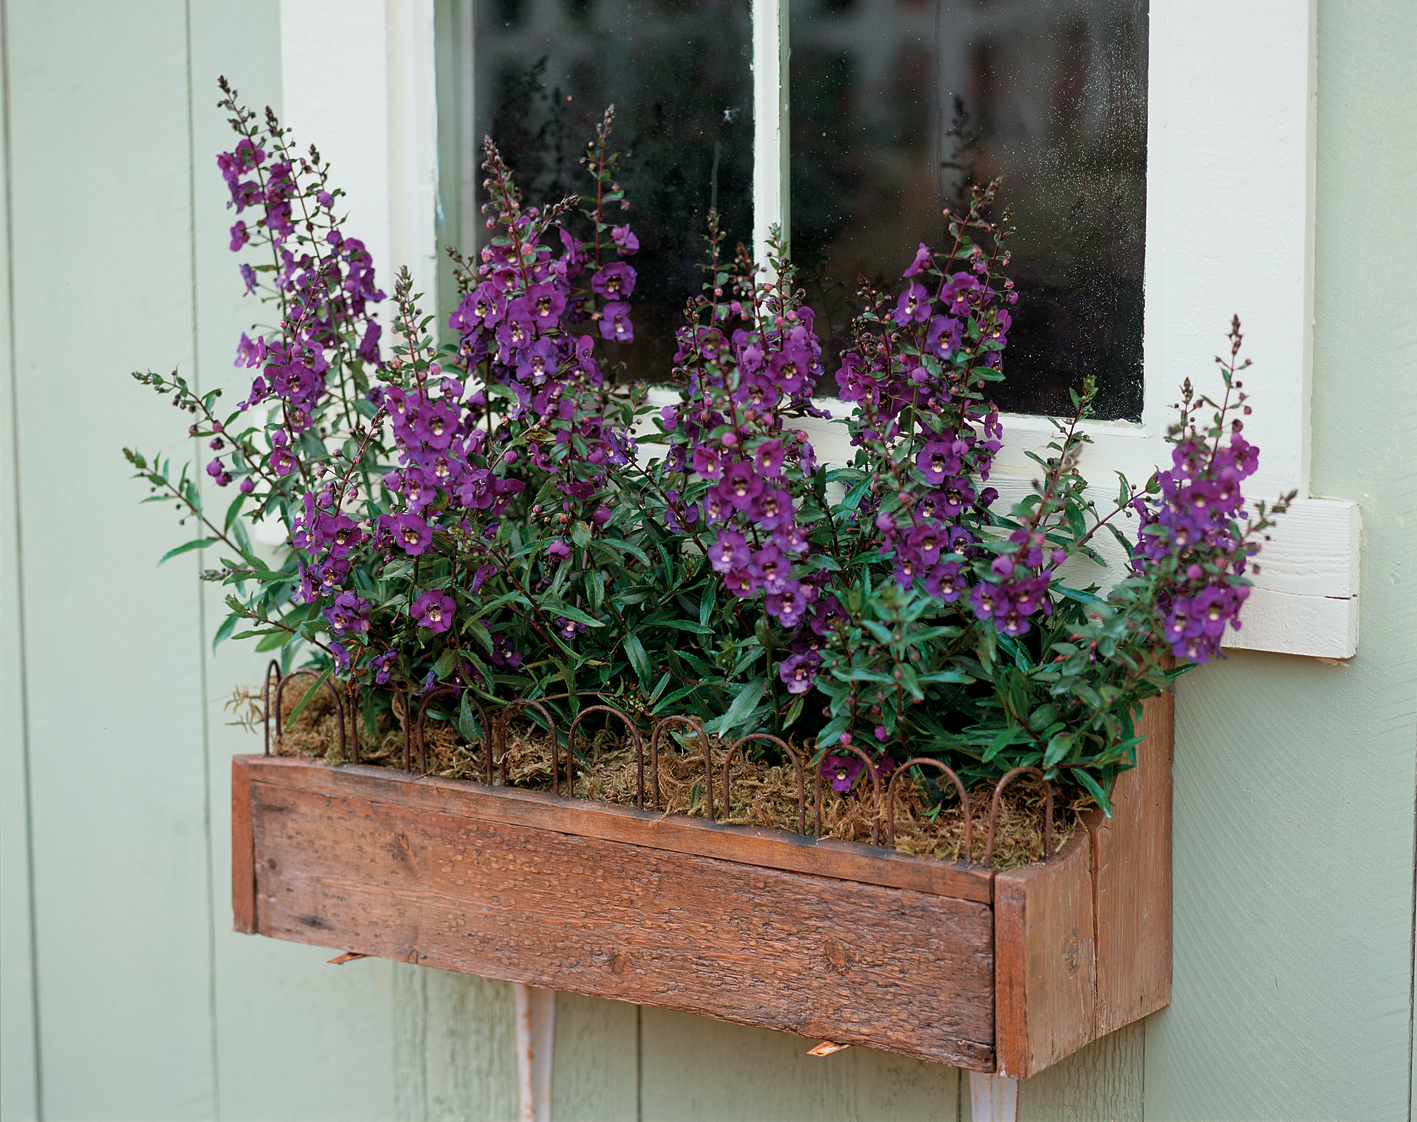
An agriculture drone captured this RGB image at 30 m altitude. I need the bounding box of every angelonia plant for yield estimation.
[128,82,1292,815]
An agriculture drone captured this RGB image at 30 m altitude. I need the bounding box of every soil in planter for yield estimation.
[230,679,1094,871]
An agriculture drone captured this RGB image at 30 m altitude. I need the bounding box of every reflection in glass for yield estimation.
[790,0,1147,418]
[467,0,753,379]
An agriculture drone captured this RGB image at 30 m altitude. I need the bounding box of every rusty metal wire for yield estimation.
[648,715,712,816]
[266,672,1065,868]
[723,734,806,835]
[568,704,645,808]
[267,668,349,762]
[984,766,1054,865]
[885,758,971,856]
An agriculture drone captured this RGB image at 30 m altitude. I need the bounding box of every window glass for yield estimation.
[454,0,754,379]
[790,0,1148,419]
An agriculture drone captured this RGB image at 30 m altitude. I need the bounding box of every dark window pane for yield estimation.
[790,0,1147,419]
[473,0,754,380]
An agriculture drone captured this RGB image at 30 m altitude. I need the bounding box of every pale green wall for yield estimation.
[1,2,1412,1120]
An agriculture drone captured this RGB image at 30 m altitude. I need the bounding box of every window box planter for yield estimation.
[231,691,1171,1078]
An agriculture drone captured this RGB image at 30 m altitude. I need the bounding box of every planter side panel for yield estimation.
[993,832,1097,1078]
[232,756,256,934]
[1091,687,1174,1032]
[243,771,997,1070]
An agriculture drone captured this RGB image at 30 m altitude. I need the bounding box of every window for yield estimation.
[436,0,1147,417]
[277,0,1360,657]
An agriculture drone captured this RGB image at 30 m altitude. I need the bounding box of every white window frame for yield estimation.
[277,0,1359,658]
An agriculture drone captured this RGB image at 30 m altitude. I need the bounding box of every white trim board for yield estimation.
[276,0,1359,658]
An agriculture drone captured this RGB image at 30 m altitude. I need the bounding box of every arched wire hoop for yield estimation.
[722,734,806,834]
[271,669,348,762]
[648,716,712,817]
[984,766,1055,865]
[567,705,645,807]
[498,699,561,793]
[262,660,281,756]
[812,743,885,844]
[884,758,971,856]
[413,685,470,774]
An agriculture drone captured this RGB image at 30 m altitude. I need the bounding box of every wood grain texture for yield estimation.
[239,756,993,903]
[245,768,996,1068]
[1091,688,1173,1033]
[993,829,1097,1078]
[232,755,256,934]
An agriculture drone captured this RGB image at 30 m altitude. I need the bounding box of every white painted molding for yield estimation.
[280,0,438,331]
[280,0,1358,657]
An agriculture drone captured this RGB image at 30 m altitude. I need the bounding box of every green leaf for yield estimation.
[253,628,296,651]
[703,676,767,738]
[457,693,483,743]
[432,648,457,680]
[982,725,1022,763]
[282,665,333,732]
[158,538,217,566]
[623,633,652,687]
[211,613,240,652]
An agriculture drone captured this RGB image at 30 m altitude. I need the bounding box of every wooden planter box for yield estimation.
[232,692,1171,1077]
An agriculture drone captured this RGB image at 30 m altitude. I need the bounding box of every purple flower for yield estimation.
[823,752,864,793]
[598,302,633,343]
[411,589,455,633]
[902,242,932,277]
[720,461,764,510]
[749,488,793,531]
[323,591,370,638]
[778,651,821,695]
[749,546,790,593]
[754,439,785,477]
[370,649,397,685]
[591,262,637,300]
[925,562,965,602]
[692,443,725,480]
[917,439,962,485]
[395,513,434,556]
[611,225,639,254]
[235,332,266,369]
[547,540,571,561]
[709,530,749,574]
[725,567,758,599]
[892,282,931,326]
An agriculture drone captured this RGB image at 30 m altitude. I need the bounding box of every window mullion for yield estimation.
[751,0,790,267]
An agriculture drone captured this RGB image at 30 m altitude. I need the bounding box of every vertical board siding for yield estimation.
[639,1006,961,1122]
[7,2,216,1117]
[0,2,41,1116]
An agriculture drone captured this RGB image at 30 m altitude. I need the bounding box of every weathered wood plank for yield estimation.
[993,829,1097,1079]
[1091,688,1173,1034]
[241,755,993,903]
[232,755,257,934]
[248,776,996,1069]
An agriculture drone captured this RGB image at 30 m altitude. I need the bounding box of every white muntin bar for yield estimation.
[751,0,790,271]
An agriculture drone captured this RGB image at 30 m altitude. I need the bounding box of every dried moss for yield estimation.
[234,681,1093,871]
